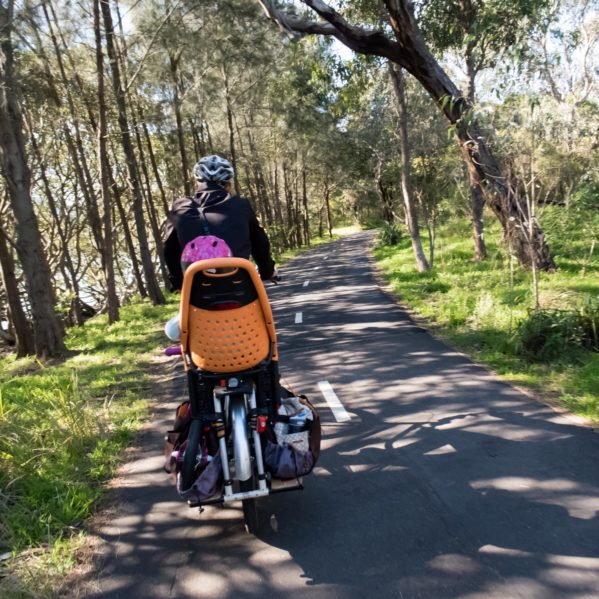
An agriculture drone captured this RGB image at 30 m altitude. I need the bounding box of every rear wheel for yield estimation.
[240,477,259,534]
[180,419,201,491]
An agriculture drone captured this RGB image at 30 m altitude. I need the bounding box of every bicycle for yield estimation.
[175,257,301,533]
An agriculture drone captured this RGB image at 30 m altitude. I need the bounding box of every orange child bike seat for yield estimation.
[179,258,278,373]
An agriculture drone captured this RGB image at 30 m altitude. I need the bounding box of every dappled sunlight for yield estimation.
[84,233,599,599]
[428,553,481,574]
[471,477,599,520]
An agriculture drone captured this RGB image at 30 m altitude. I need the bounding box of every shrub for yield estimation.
[516,309,587,362]
[376,223,403,247]
[579,296,599,351]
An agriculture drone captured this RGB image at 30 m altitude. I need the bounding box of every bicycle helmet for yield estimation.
[193,155,234,183]
[180,235,232,263]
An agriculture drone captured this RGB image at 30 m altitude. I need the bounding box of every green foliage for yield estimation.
[376,223,403,247]
[515,309,590,362]
[0,297,176,595]
[421,0,551,63]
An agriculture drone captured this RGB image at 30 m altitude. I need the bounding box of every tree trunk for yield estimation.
[112,176,147,297]
[302,167,310,246]
[464,44,488,261]
[139,103,170,215]
[0,224,34,355]
[470,179,487,261]
[272,164,288,248]
[324,182,333,238]
[94,0,119,323]
[101,0,165,304]
[223,70,241,193]
[389,63,430,272]
[169,52,191,196]
[25,112,84,326]
[0,3,65,357]
[426,221,435,268]
[130,93,169,285]
[283,165,296,249]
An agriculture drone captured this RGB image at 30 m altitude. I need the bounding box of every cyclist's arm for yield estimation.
[163,222,184,292]
[248,209,276,280]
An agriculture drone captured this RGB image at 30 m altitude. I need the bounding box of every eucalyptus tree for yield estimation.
[420,0,552,261]
[0,0,65,357]
[257,0,557,271]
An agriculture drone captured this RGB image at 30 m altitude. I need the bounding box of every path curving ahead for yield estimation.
[88,231,599,599]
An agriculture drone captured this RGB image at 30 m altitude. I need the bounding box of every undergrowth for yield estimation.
[0,297,177,598]
[373,207,599,421]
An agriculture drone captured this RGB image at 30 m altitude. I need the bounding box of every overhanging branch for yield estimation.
[256,0,402,62]
[257,0,336,35]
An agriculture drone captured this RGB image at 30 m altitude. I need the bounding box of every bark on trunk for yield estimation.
[94,0,119,323]
[0,224,34,355]
[101,0,165,304]
[272,164,288,248]
[464,44,488,261]
[302,167,310,246]
[140,104,169,215]
[324,183,333,238]
[169,52,191,196]
[389,63,430,272]
[0,4,65,357]
[130,94,169,285]
[223,71,241,193]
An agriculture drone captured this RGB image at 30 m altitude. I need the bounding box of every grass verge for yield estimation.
[0,297,177,598]
[373,212,598,422]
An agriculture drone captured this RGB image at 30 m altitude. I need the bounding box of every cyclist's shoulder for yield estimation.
[227,194,253,211]
[169,195,196,213]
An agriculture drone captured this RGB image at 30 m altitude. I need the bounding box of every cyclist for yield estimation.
[163,154,277,291]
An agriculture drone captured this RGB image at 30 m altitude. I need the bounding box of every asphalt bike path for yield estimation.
[89,231,599,599]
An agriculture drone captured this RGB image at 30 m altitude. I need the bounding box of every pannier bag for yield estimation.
[163,401,191,474]
[176,449,223,503]
[164,401,223,502]
[265,395,321,479]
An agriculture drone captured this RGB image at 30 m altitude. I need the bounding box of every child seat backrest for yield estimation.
[179,258,278,373]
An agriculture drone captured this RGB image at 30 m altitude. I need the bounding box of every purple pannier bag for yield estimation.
[264,441,315,479]
[177,451,223,502]
[265,395,321,479]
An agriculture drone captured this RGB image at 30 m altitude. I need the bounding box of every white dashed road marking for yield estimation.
[318,381,351,423]
[303,280,310,287]
[295,312,303,324]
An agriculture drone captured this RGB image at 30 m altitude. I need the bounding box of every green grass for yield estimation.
[0,296,177,597]
[373,208,599,421]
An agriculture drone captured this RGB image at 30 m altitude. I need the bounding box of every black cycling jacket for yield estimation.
[163,183,275,291]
